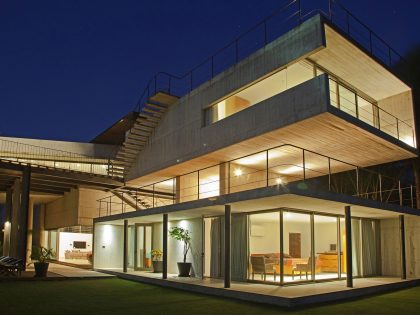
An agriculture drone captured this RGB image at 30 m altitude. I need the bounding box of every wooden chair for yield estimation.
[250,256,276,281]
[292,256,313,280]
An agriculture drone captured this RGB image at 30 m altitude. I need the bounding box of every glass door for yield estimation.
[134,224,153,270]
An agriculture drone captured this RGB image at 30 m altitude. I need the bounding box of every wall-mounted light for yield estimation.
[276,178,283,184]
[234,168,243,176]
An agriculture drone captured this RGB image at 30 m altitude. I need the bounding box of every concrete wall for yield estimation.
[405,215,420,279]
[44,188,110,229]
[380,218,401,277]
[128,15,326,181]
[0,136,118,159]
[45,189,79,230]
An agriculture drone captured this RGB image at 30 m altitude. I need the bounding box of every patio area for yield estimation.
[97,269,420,307]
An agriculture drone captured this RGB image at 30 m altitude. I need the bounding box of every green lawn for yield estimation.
[0,278,418,315]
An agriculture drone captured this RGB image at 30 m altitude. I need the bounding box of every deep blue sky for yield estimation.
[0,0,419,143]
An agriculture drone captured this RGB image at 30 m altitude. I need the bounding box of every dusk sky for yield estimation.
[1,0,419,143]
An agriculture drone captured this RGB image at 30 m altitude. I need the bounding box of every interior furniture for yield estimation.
[250,256,277,281]
[64,250,92,260]
[318,252,345,272]
[292,256,313,280]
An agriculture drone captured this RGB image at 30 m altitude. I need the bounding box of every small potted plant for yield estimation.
[151,249,163,273]
[31,246,55,277]
[87,253,93,265]
[169,226,191,277]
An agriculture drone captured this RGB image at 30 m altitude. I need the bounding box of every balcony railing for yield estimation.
[97,144,417,217]
[0,138,121,178]
[133,0,407,114]
[328,77,416,147]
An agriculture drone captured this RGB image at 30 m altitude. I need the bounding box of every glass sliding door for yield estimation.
[134,224,153,270]
[283,211,312,283]
[314,215,340,280]
[248,212,280,283]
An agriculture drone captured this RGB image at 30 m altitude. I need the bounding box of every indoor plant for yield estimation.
[169,226,191,277]
[151,249,163,273]
[31,246,55,277]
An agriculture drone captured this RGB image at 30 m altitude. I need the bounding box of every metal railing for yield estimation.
[328,77,416,147]
[133,0,406,113]
[0,138,122,178]
[97,143,417,217]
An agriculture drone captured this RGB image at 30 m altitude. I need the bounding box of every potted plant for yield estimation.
[87,253,93,265]
[31,246,55,277]
[151,249,163,273]
[169,226,191,277]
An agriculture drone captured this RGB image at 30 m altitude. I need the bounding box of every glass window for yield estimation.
[314,215,339,280]
[339,85,357,117]
[204,60,315,125]
[248,212,280,283]
[283,211,312,283]
[329,78,339,108]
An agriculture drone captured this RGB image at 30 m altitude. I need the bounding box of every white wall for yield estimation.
[314,222,337,253]
[381,218,401,276]
[58,232,92,259]
[168,218,203,277]
[405,215,420,279]
[249,221,280,254]
[94,224,124,269]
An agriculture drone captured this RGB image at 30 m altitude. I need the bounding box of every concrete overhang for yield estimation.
[127,75,416,187]
[95,183,418,226]
[310,23,411,101]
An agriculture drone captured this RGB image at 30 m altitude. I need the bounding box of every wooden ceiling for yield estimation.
[127,111,416,187]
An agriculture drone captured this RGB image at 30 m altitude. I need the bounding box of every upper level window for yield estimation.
[204,60,316,125]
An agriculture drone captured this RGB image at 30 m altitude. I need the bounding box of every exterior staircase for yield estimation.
[109,92,178,178]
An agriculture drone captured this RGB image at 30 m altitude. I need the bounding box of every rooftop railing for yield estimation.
[97,143,417,217]
[0,138,122,178]
[133,0,406,113]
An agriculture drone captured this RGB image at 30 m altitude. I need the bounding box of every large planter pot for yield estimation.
[152,261,163,273]
[34,262,49,277]
[177,262,191,277]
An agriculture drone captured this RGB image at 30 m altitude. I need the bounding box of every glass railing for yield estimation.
[97,143,416,217]
[328,77,416,148]
[0,138,122,177]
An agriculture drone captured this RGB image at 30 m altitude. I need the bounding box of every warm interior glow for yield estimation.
[234,168,243,176]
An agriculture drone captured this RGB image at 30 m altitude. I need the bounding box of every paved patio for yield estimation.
[97,268,420,307]
[1,263,115,280]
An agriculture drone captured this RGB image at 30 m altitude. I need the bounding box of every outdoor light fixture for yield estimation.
[276,178,283,184]
[234,168,243,176]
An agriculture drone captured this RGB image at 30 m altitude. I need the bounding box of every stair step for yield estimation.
[142,107,163,117]
[138,114,160,123]
[149,92,179,105]
[135,119,158,128]
[145,102,167,111]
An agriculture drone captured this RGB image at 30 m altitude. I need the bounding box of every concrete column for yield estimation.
[175,176,181,203]
[345,206,353,288]
[10,179,21,258]
[17,167,31,269]
[162,213,168,279]
[224,204,231,288]
[123,219,128,272]
[400,215,406,280]
[219,163,229,195]
[26,199,34,264]
[2,188,12,256]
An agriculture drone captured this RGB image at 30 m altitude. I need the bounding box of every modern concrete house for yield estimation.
[1,0,419,306]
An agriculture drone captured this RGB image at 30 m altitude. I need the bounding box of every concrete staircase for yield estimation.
[109,92,178,178]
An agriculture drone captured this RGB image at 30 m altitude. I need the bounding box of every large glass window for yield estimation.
[314,215,339,280]
[248,212,280,283]
[283,211,312,283]
[204,60,316,125]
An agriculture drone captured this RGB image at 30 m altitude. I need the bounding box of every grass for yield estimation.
[0,278,418,315]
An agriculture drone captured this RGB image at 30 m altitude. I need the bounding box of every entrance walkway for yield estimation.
[98,268,420,307]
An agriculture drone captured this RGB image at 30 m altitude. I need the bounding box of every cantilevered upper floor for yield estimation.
[124,13,416,187]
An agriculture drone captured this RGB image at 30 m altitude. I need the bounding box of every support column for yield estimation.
[162,213,168,279]
[399,215,406,280]
[2,188,12,256]
[175,176,181,204]
[18,167,31,269]
[123,219,128,272]
[345,206,353,288]
[219,163,229,195]
[26,199,34,265]
[224,204,231,288]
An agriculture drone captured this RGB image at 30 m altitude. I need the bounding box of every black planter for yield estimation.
[152,261,163,273]
[34,262,49,277]
[177,262,191,277]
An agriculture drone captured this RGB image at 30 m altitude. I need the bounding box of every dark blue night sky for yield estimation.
[0,0,419,142]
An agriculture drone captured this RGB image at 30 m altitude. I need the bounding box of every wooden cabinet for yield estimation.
[317,252,346,273]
